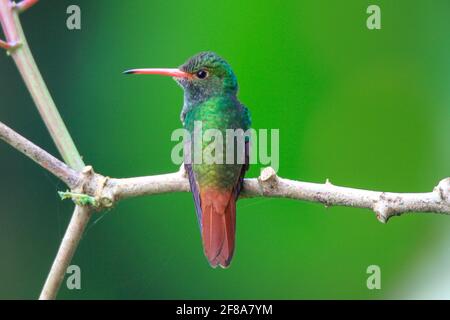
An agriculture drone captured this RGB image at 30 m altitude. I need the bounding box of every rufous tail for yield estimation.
[200,188,236,268]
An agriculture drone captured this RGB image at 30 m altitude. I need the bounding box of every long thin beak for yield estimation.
[123,68,191,78]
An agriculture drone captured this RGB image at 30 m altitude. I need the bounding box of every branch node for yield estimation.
[374,200,394,224]
[179,163,187,178]
[258,167,278,194]
[259,167,277,183]
[74,165,94,194]
[0,40,22,54]
[82,165,94,176]
[436,177,450,202]
[70,165,114,209]
[95,175,114,209]
[0,39,8,50]
[99,191,114,209]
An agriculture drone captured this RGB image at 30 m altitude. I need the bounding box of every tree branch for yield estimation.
[0,121,80,188]
[100,169,450,223]
[1,120,449,223]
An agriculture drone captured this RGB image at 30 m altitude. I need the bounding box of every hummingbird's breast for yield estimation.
[183,96,249,189]
[184,96,246,132]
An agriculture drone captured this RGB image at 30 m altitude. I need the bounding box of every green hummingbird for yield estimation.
[125,52,251,268]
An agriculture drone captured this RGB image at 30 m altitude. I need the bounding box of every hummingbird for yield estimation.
[125,52,251,268]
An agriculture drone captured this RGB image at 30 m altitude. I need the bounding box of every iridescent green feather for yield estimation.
[178,52,251,191]
[184,96,250,189]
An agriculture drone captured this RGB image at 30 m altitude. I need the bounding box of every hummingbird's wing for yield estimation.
[185,163,202,229]
[185,139,249,268]
[235,139,250,199]
[185,140,249,231]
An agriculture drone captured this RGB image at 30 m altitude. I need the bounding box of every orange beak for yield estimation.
[123,68,191,78]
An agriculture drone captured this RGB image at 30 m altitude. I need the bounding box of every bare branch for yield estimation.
[0,38,9,49]
[248,167,450,223]
[1,0,90,301]
[13,0,38,13]
[0,121,80,188]
[39,205,92,300]
[110,167,450,223]
[110,169,191,199]
[1,122,449,223]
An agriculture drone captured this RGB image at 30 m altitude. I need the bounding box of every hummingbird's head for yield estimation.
[124,52,238,105]
[177,52,238,101]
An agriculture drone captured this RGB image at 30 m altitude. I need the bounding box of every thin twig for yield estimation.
[1,121,449,223]
[38,205,92,300]
[0,0,83,169]
[0,121,80,188]
[13,0,38,13]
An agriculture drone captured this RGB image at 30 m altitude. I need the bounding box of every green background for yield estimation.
[0,0,449,299]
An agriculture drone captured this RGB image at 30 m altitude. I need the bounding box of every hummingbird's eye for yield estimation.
[196,69,209,79]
